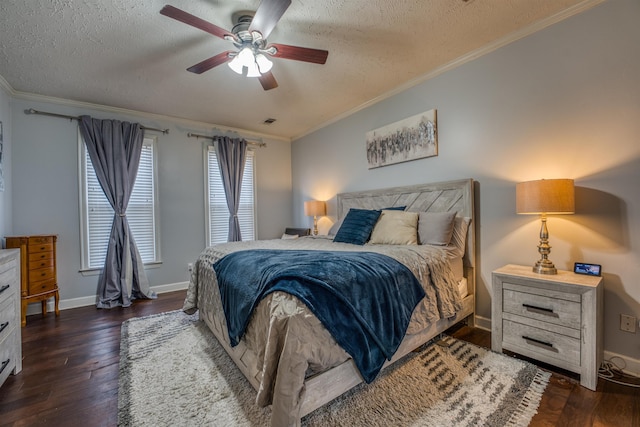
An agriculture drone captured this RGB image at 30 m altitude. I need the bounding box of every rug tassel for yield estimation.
[505,370,551,427]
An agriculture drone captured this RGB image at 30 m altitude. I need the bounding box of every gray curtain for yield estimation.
[79,115,156,308]
[215,136,248,242]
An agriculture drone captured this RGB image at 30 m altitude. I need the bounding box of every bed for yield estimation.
[183,178,476,426]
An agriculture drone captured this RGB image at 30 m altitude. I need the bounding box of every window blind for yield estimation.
[84,139,157,268]
[207,146,255,245]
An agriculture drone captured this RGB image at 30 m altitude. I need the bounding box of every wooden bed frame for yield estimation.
[203,178,476,423]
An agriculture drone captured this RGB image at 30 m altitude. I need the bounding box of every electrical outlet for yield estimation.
[620,314,637,333]
[187,263,193,272]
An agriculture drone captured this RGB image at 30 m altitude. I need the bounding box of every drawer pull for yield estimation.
[522,303,559,318]
[0,284,9,295]
[523,335,559,353]
[0,359,9,375]
[0,321,8,334]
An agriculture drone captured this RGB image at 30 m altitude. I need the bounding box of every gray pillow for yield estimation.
[418,211,457,245]
[451,216,472,257]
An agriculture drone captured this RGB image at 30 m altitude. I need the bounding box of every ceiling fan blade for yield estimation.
[267,43,328,64]
[160,5,230,40]
[258,72,278,91]
[249,0,291,39]
[187,51,233,74]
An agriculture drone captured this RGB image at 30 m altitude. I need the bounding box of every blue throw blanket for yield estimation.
[213,249,426,383]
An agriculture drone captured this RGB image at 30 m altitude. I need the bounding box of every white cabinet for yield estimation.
[492,264,603,390]
[0,249,21,388]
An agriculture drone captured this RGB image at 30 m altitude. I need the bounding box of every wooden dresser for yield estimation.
[5,235,59,326]
[0,249,21,388]
[492,264,603,390]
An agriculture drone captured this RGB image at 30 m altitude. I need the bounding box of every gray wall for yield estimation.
[291,0,640,362]
[0,86,12,240]
[9,97,292,305]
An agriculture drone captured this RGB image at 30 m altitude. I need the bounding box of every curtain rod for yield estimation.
[187,132,267,148]
[24,108,170,134]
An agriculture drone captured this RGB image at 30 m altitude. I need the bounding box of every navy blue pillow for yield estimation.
[382,206,406,211]
[333,208,382,245]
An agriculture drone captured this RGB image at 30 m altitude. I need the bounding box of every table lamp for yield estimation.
[516,179,575,275]
[304,200,326,236]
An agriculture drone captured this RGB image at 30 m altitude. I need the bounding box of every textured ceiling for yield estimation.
[0,0,593,139]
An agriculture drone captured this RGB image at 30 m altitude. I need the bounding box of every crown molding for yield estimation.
[292,0,606,141]
[6,84,291,143]
[0,74,15,97]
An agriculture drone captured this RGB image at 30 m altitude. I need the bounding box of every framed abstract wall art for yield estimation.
[366,109,437,169]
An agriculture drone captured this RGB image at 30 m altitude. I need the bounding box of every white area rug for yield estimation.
[118,310,550,426]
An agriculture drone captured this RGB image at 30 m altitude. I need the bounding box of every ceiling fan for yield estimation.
[160,0,329,91]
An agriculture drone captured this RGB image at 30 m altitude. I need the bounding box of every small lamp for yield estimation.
[304,200,326,236]
[516,179,575,275]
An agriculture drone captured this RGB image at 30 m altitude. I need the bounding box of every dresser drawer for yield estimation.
[0,258,18,307]
[29,257,55,271]
[503,319,581,367]
[503,287,581,330]
[28,250,53,262]
[0,297,16,344]
[0,281,14,307]
[29,267,55,283]
[29,277,57,295]
[0,330,17,386]
[28,242,54,254]
[28,236,54,246]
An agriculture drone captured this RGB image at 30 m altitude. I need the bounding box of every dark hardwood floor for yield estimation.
[0,290,638,426]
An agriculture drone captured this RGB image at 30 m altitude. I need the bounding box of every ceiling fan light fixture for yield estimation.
[237,47,255,67]
[161,3,328,90]
[246,60,261,78]
[255,53,273,73]
[228,55,245,74]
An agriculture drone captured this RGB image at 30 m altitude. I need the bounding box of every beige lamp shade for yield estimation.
[516,179,575,215]
[304,200,326,217]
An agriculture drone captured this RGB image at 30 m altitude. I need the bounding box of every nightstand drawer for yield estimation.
[503,319,581,367]
[503,287,581,330]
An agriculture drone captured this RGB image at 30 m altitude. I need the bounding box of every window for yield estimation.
[79,135,160,270]
[206,146,256,246]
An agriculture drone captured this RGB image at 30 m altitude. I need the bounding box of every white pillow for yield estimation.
[281,233,299,240]
[328,218,343,236]
[369,210,419,245]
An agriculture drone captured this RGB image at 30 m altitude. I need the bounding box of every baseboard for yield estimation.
[603,349,640,378]
[26,281,189,315]
[473,314,491,332]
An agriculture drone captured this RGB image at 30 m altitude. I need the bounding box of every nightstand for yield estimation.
[492,264,603,390]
